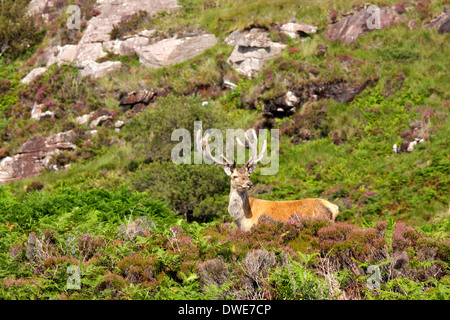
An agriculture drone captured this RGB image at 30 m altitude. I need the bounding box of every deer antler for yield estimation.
[236,129,267,167]
[196,130,234,166]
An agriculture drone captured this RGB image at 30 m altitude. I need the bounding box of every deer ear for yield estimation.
[247,164,256,175]
[223,166,233,176]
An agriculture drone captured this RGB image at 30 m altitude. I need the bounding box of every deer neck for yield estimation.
[228,186,252,231]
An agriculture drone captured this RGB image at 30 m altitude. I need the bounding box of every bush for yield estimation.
[197,257,230,289]
[0,0,44,60]
[130,161,229,221]
[123,93,228,161]
[269,254,330,300]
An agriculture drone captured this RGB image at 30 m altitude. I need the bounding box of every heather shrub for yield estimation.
[197,256,230,289]
[313,219,449,297]
[231,249,278,299]
[96,273,128,297]
[226,215,303,259]
[318,225,388,276]
[287,215,333,236]
[392,222,419,252]
[26,181,45,193]
[8,243,24,262]
[78,233,106,262]
[117,254,157,286]
[240,249,276,285]
[280,100,329,143]
[317,222,354,242]
[0,0,44,60]
[0,277,41,299]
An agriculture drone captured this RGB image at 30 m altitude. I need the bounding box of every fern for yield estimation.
[269,254,331,300]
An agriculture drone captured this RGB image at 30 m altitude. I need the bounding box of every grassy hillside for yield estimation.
[0,0,449,300]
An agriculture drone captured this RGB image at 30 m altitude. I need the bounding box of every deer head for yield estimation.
[196,129,267,192]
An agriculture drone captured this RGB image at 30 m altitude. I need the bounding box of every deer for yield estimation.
[196,129,339,231]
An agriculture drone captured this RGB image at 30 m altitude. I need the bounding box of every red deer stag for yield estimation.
[196,129,339,231]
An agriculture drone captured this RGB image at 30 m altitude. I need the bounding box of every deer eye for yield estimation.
[232,175,238,179]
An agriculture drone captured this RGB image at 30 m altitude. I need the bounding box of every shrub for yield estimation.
[394,3,406,14]
[280,100,329,144]
[380,47,421,62]
[416,0,432,20]
[0,79,10,95]
[110,10,150,40]
[241,249,276,284]
[0,0,44,60]
[119,217,155,241]
[26,181,45,193]
[124,93,227,161]
[392,222,419,252]
[269,254,330,300]
[197,257,230,289]
[78,233,106,262]
[117,254,157,286]
[130,162,229,221]
[96,273,128,296]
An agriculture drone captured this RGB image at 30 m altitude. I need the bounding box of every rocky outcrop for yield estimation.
[0,130,77,184]
[137,34,217,68]
[262,91,300,117]
[75,112,95,126]
[79,61,122,79]
[102,32,154,56]
[50,44,78,66]
[28,0,68,24]
[224,22,316,78]
[426,6,450,31]
[119,89,156,112]
[263,80,371,118]
[89,115,113,129]
[393,116,432,154]
[26,0,182,80]
[326,6,406,43]
[393,138,425,154]
[304,80,370,103]
[21,67,47,84]
[114,120,125,132]
[280,22,317,38]
[79,0,180,44]
[27,1,217,80]
[226,28,286,78]
[73,43,107,68]
[438,20,450,34]
[30,103,55,121]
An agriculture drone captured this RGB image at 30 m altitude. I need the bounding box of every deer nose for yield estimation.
[247,182,253,188]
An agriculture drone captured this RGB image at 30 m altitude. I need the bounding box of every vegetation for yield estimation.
[0,0,449,300]
[0,0,44,60]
